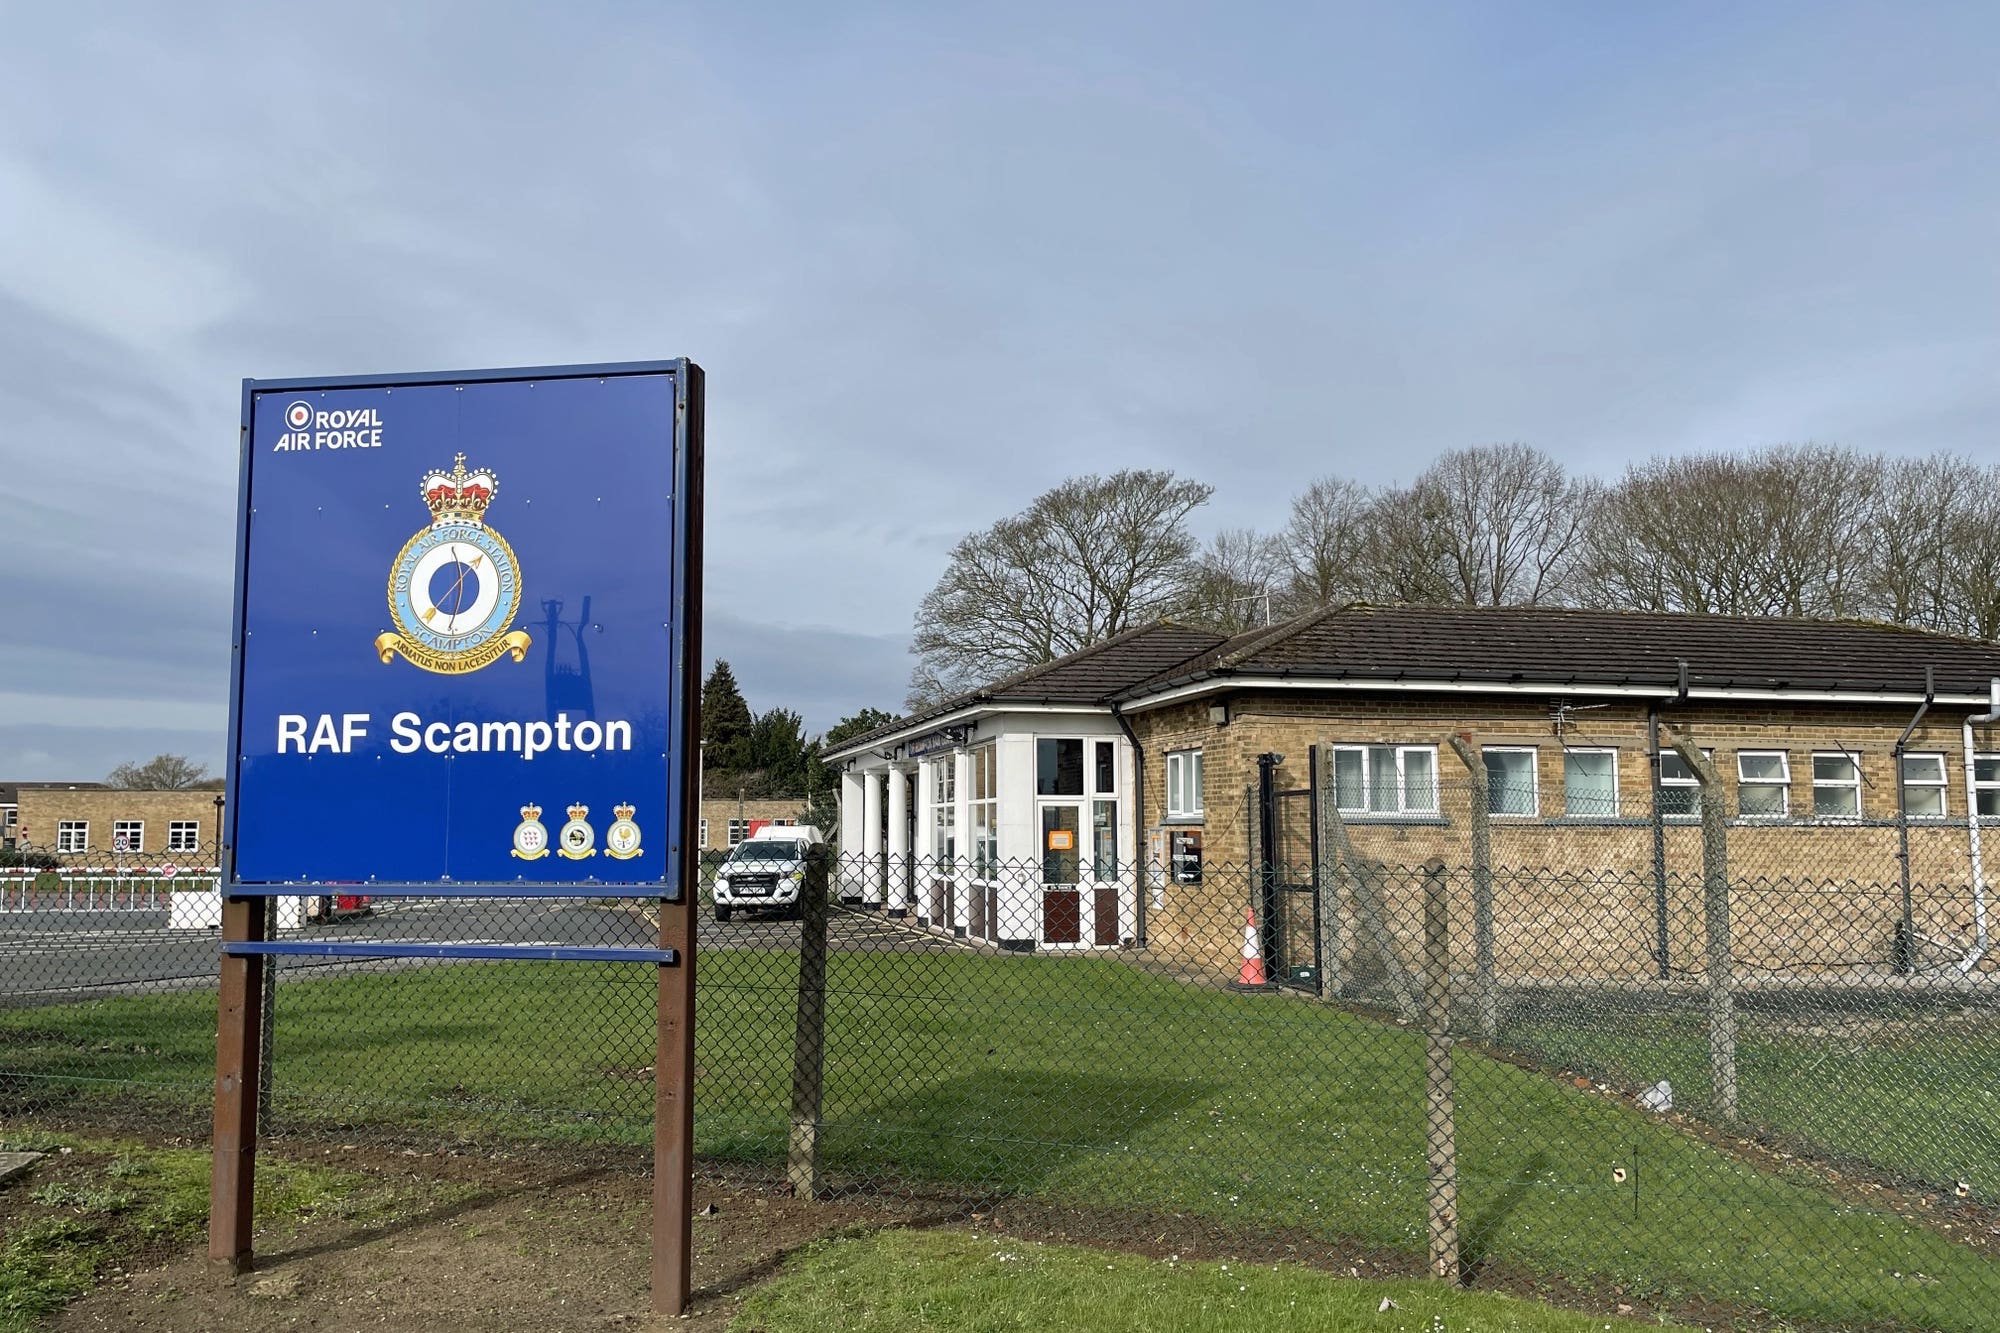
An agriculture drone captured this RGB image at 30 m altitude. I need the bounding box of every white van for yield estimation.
[711,825,825,921]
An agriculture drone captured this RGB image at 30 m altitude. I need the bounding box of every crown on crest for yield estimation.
[519,803,541,821]
[613,803,635,821]
[566,803,590,821]
[421,453,497,522]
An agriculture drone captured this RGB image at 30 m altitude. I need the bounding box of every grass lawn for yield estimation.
[0,1129,412,1333]
[1505,1003,2000,1202]
[734,1228,1696,1333]
[4,949,1997,1330]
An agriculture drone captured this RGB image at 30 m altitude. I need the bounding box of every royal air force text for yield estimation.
[272,408,385,452]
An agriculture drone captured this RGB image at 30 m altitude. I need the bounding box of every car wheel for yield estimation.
[714,904,733,923]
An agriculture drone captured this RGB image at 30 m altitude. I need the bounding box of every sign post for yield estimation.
[212,361,704,1314]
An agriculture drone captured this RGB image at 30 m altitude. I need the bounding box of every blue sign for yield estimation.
[224,361,703,896]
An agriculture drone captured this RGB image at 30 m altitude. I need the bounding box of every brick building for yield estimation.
[8,786,225,863]
[831,604,2000,972]
[696,797,810,851]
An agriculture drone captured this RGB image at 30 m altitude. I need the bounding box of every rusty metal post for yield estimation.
[1445,734,1497,1042]
[208,893,269,1273]
[1422,859,1458,1283]
[1660,723,1737,1123]
[788,847,830,1198]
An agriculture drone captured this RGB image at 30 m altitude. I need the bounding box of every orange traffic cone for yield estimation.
[1234,905,1268,987]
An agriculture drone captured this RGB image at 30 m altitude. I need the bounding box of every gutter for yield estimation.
[1961,677,2000,973]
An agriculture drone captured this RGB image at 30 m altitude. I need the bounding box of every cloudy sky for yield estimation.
[3,1,1997,780]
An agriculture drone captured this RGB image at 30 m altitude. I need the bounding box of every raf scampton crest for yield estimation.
[375,453,532,674]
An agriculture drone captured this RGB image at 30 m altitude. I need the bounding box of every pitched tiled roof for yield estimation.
[832,622,1226,754]
[1117,604,2000,699]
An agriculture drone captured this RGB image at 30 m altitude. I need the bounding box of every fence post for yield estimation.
[1310,744,1345,996]
[1422,859,1459,1283]
[1321,802,1421,1023]
[788,846,830,1198]
[1444,734,1497,1042]
[1659,723,1737,1123]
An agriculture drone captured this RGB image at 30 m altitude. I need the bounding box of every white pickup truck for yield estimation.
[711,824,825,921]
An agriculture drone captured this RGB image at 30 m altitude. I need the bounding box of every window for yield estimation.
[932,758,956,861]
[1094,740,1116,796]
[1165,750,1204,819]
[168,821,200,853]
[1036,739,1084,796]
[1563,749,1618,817]
[113,820,144,853]
[57,821,87,854]
[970,745,997,877]
[1736,751,1790,819]
[1332,745,1438,816]
[1657,750,1708,818]
[698,818,709,849]
[726,818,748,847]
[1481,747,1538,817]
[1811,752,1862,820]
[1092,799,1118,878]
[1976,755,2000,818]
[1900,754,1947,820]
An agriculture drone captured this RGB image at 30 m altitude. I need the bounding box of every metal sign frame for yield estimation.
[219,359,700,900]
[209,360,704,1316]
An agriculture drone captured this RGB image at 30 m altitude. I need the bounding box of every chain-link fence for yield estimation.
[5,759,1999,1332]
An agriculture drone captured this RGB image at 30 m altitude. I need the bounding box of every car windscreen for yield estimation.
[729,841,802,862]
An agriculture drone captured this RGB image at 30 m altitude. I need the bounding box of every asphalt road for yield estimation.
[0,899,963,1003]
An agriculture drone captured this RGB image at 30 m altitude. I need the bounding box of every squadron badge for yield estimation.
[374,453,532,673]
[557,803,597,860]
[604,803,643,860]
[511,804,550,860]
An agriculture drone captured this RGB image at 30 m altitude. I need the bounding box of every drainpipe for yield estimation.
[1110,702,1147,947]
[1960,677,2000,973]
[1892,666,1934,974]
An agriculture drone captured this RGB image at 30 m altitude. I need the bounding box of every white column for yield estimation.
[887,766,911,915]
[862,770,885,906]
[953,747,973,933]
[914,758,934,924]
[839,769,865,898]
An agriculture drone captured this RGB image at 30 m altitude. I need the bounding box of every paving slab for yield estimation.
[0,1150,46,1187]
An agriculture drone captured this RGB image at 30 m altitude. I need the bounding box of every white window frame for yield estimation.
[726,818,749,847]
[1975,754,2000,819]
[970,743,998,878]
[1332,744,1440,817]
[698,818,709,849]
[113,819,144,853]
[167,820,200,853]
[1165,749,1204,820]
[1561,747,1620,818]
[932,758,956,861]
[1898,753,1948,821]
[57,820,88,854]
[1735,750,1791,820]
[1810,751,1863,822]
[1656,749,1709,820]
[1481,746,1539,818]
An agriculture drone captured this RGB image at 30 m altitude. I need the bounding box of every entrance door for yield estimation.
[1041,805,1082,944]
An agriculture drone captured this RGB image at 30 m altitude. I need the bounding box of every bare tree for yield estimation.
[107,754,209,789]
[1180,528,1283,633]
[1273,476,1376,615]
[1873,454,1981,630]
[907,470,1212,705]
[1942,464,2000,639]
[1582,446,1884,619]
[1379,445,1596,606]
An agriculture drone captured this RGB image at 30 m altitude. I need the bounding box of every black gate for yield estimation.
[1255,751,1322,994]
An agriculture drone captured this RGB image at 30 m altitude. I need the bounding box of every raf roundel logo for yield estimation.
[285,400,313,430]
[373,453,533,674]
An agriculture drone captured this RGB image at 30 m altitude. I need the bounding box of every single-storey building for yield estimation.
[830,604,2000,976]
[7,786,224,864]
